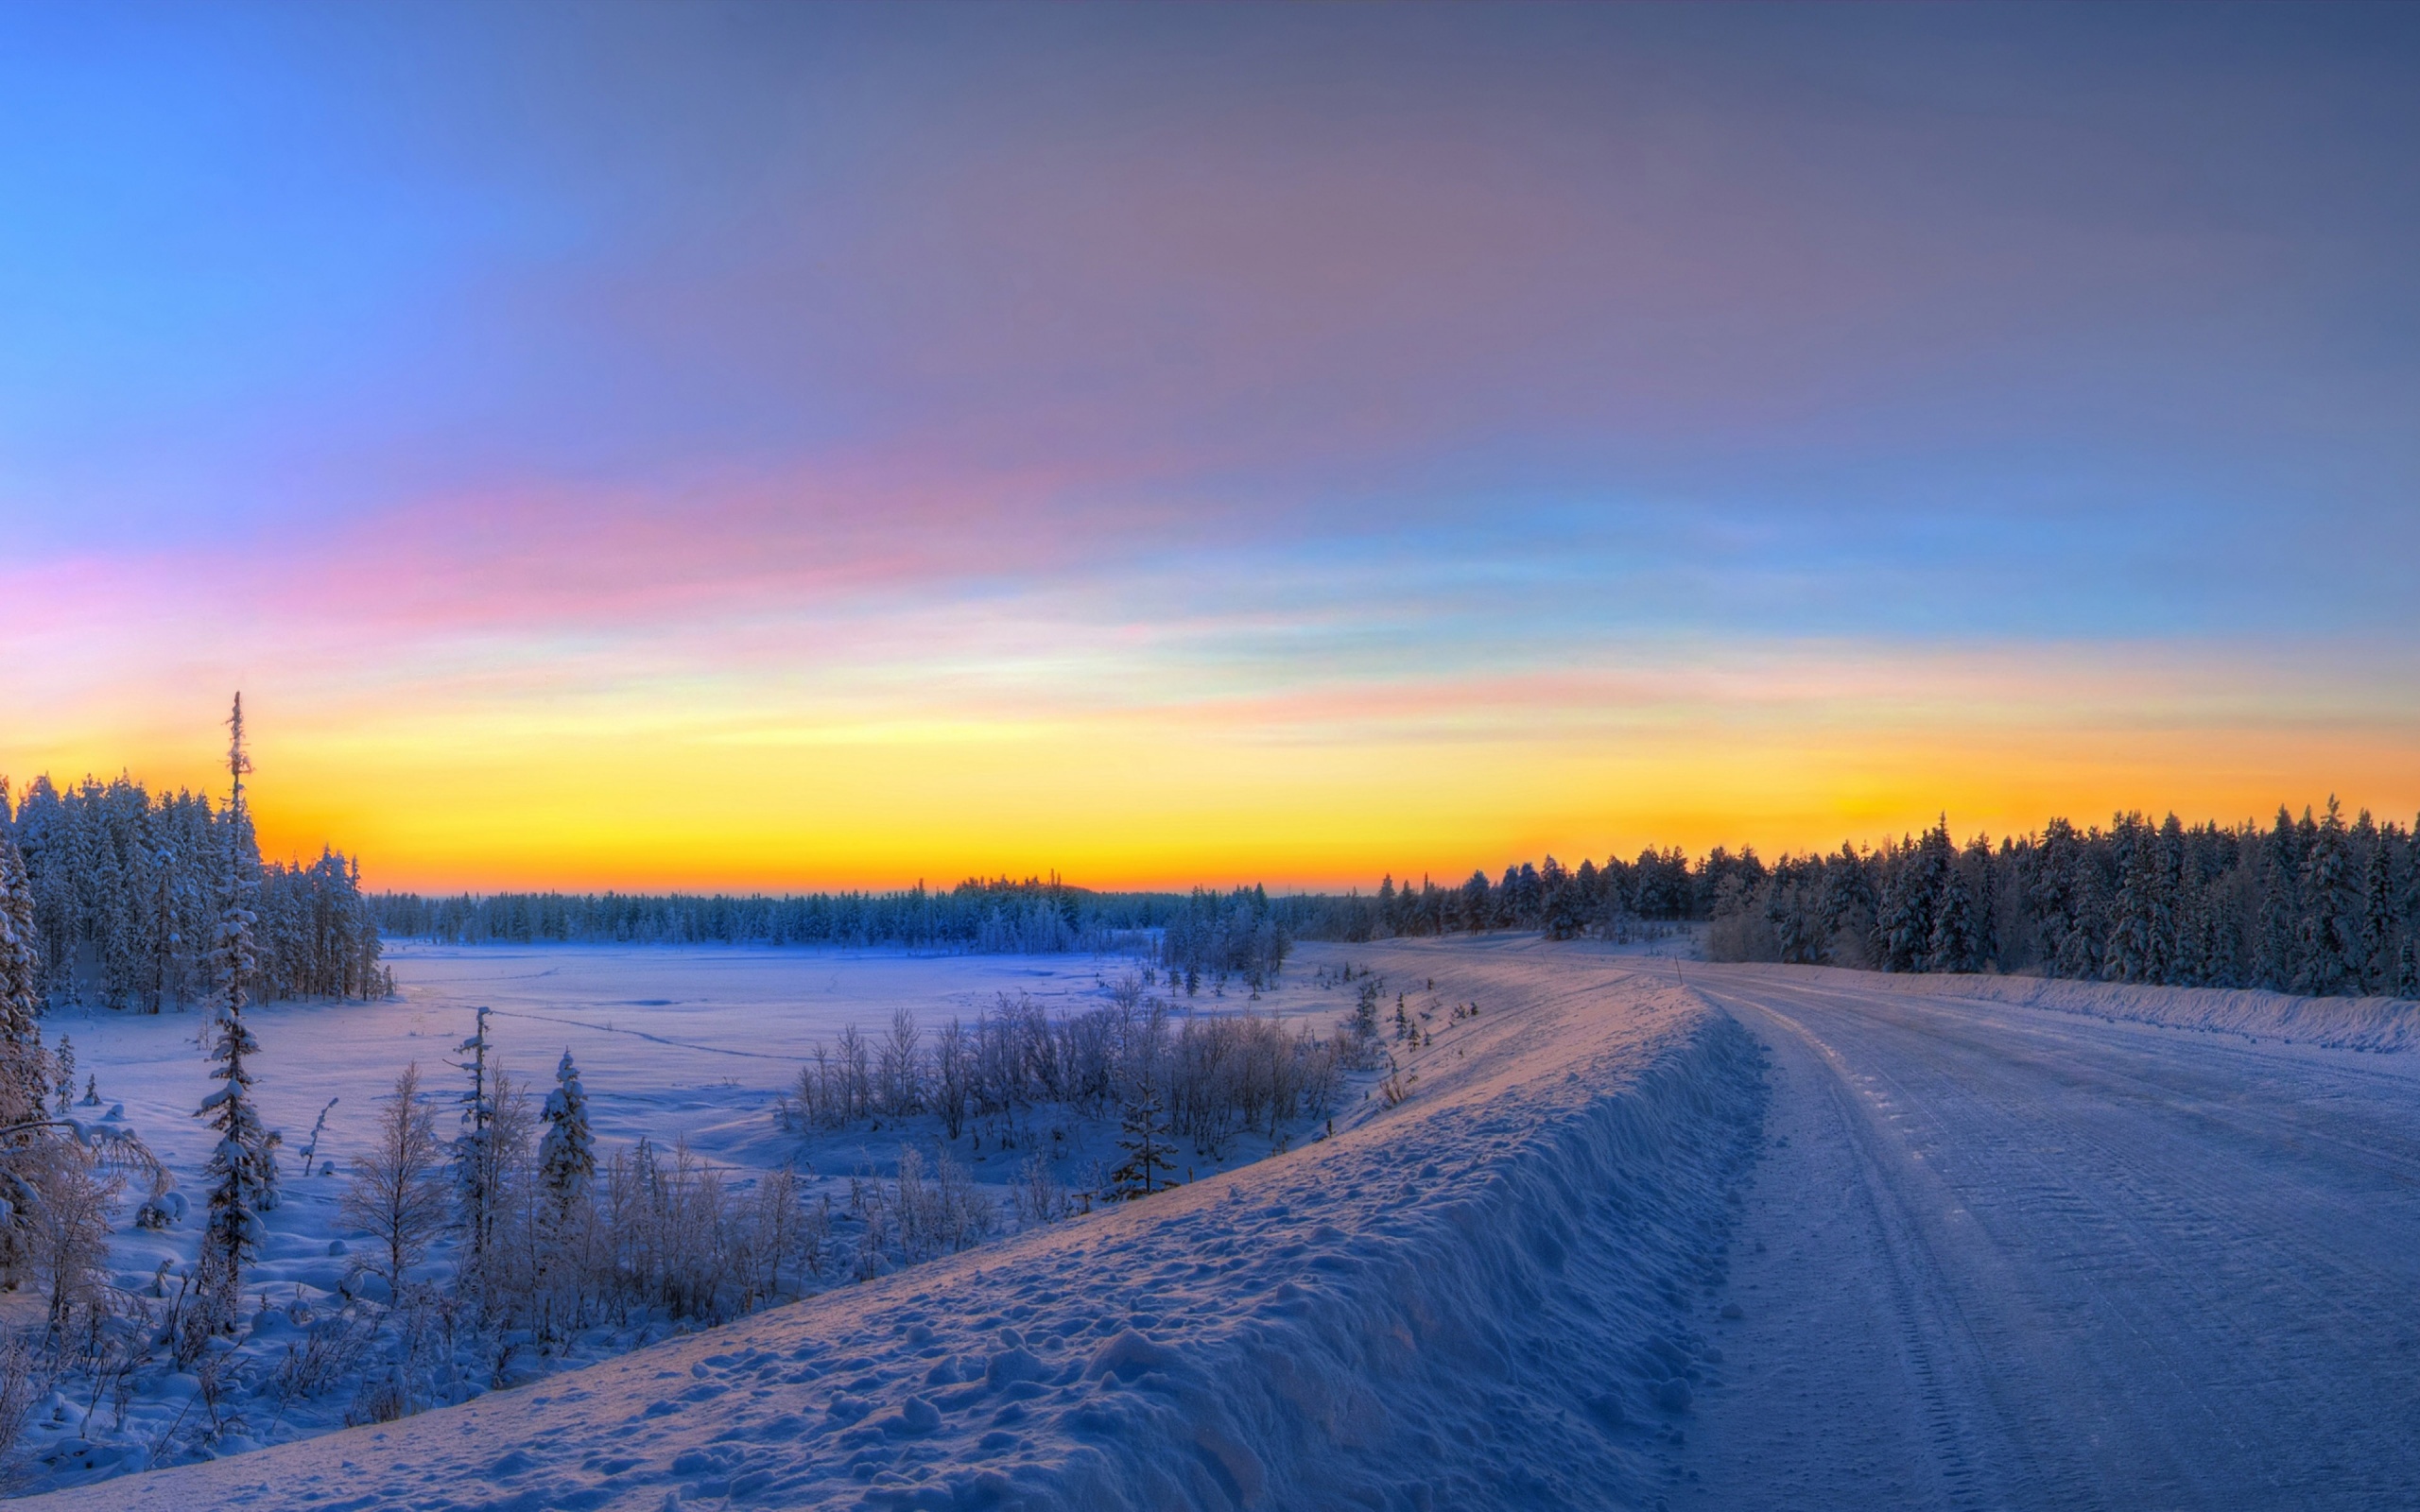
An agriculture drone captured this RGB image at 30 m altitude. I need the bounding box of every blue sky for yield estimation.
[5,4,2417,885]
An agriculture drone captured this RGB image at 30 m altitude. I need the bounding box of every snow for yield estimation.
[1680,965,2420,1508]
[11,943,1370,1494]
[21,936,1768,1509]
[26,942,2420,1507]
[1717,960,2420,1052]
[44,940,1341,1233]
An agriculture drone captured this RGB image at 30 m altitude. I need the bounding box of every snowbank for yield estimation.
[28,944,1765,1511]
[1731,962,2420,1054]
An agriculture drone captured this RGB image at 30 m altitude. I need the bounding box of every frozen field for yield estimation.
[23,940,2420,1508]
[14,944,1361,1494]
[61,941,1335,1185]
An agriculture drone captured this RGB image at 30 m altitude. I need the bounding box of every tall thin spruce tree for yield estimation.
[2360,840,2396,993]
[453,1005,499,1273]
[2106,818,2162,985]
[2297,799,2359,997]
[0,831,46,1126]
[197,693,271,1322]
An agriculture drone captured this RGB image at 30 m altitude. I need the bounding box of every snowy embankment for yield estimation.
[32,943,1765,1511]
[1720,962,2420,1053]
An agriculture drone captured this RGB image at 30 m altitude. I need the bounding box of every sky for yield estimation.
[5,4,2418,892]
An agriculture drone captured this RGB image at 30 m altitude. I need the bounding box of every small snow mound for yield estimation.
[1086,1329,1180,1383]
[874,1396,942,1435]
[985,1347,1046,1386]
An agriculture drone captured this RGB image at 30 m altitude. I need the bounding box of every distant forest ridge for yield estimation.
[373,878,1210,954]
[10,755,2414,1007]
[1314,802,2417,1001]
[372,880,1294,993]
[376,798,2420,1001]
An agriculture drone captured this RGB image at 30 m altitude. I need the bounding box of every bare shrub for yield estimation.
[0,1333,42,1463]
[272,1313,373,1406]
[344,1366,411,1427]
[337,1064,449,1297]
[856,1147,996,1265]
[1011,1151,1073,1227]
[22,1140,122,1347]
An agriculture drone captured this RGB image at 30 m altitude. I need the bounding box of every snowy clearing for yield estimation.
[24,937,1765,1509]
[9,945,1366,1495]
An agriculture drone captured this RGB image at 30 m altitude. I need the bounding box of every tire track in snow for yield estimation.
[1701,986,2088,1509]
[1688,969,2420,1511]
[480,1006,814,1063]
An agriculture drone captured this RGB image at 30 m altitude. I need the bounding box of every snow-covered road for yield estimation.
[1683,966,2420,1511]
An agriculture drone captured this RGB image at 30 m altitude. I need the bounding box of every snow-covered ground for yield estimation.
[26,943,2420,1508]
[9,944,1371,1494]
[25,936,1768,1509]
[1734,959,2420,1053]
[61,941,1325,1190]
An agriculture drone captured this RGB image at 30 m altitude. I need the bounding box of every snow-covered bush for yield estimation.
[1011,1151,1075,1226]
[792,988,1340,1172]
[0,1332,43,1461]
[21,1138,122,1345]
[337,1064,449,1298]
[270,1312,375,1409]
[852,1147,994,1265]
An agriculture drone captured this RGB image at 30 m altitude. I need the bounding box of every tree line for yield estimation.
[0,772,386,1012]
[1274,845,1758,946]
[373,880,1297,990]
[1716,803,2419,997]
[374,878,1188,954]
[1283,802,2419,999]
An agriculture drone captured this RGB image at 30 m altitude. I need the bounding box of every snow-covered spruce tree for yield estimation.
[537,1049,595,1215]
[1347,978,1383,1066]
[1109,1086,1175,1200]
[2256,808,2305,991]
[1876,837,1934,973]
[1820,844,1877,968]
[2105,817,2163,985]
[2360,838,2396,994]
[2297,799,2360,997]
[1963,833,2001,971]
[452,1005,499,1276]
[0,832,58,1284]
[0,831,47,1125]
[1927,861,1979,975]
[196,694,274,1328]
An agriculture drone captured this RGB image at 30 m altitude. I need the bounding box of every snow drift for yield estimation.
[1726,963,2420,1054]
[26,943,1766,1511]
